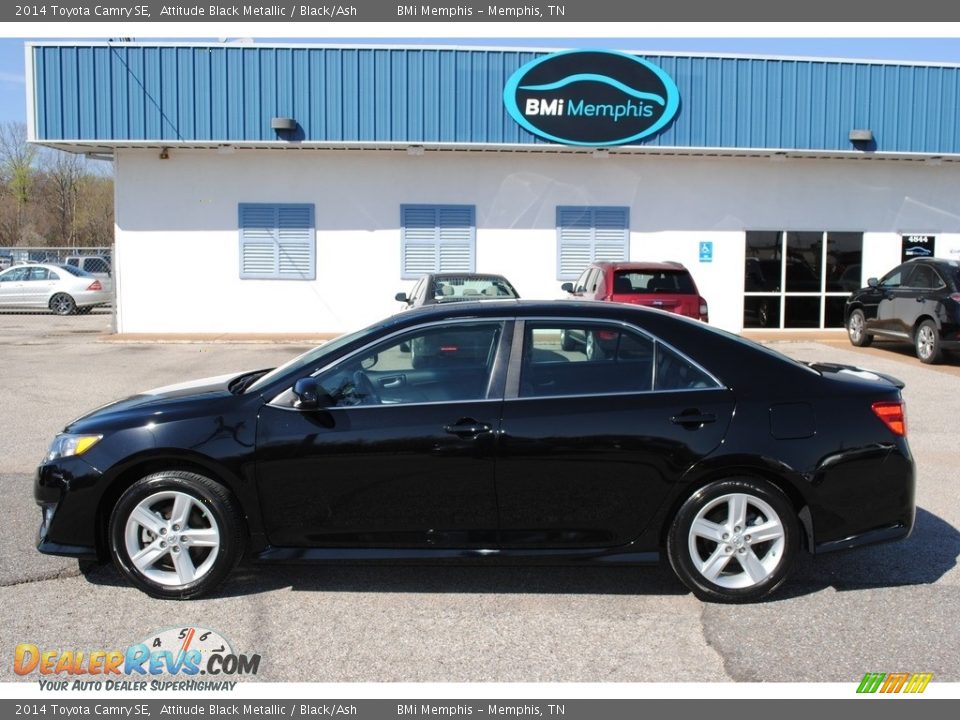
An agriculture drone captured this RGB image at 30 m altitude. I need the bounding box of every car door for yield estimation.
[255,320,510,549]
[893,263,944,335]
[23,267,57,307]
[0,267,29,306]
[866,265,907,334]
[495,320,735,549]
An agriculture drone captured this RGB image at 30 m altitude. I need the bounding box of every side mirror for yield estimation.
[867,277,879,288]
[395,292,409,303]
[293,377,329,410]
[561,282,574,293]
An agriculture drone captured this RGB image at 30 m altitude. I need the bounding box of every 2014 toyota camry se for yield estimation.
[35,301,915,602]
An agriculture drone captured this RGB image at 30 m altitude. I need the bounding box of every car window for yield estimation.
[57,264,94,278]
[573,268,591,293]
[66,258,79,267]
[27,268,50,281]
[655,344,719,391]
[906,264,944,289]
[521,323,721,398]
[879,267,903,288]
[521,324,655,397]
[0,268,28,282]
[586,269,601,293]
[613,270,695,294]
[315,322,503,407]
[48,271,59,281]
[431,276,518,301]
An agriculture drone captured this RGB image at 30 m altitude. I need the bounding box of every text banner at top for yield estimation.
[7,0,960,23]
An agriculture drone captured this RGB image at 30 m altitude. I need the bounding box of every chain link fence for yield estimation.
[0,246,115,336]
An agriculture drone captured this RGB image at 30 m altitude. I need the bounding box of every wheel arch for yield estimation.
[912,314,940,336]
[93,452,248,561]
[658,462,814,554]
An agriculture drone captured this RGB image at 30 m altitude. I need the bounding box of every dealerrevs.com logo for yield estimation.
[14,627,260,691]
[503,50,680,146]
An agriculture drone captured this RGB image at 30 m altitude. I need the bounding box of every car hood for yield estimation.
[65,371,249,432]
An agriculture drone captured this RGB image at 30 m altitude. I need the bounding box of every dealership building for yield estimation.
[25,41,960,334]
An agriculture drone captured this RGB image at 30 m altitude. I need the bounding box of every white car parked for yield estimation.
[0,263,111,315]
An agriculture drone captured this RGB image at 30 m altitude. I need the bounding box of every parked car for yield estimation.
[36,301,914,602]
[562,261,708,320]
[845,257,960,363]
[395,272,519,308]
[561,261,708,354]
[0,263,111,315]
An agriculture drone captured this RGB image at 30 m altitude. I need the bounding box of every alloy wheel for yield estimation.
[123,490,221,587]
[686,492,786,590]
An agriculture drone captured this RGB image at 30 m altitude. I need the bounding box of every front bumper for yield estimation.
[35,456,104,559]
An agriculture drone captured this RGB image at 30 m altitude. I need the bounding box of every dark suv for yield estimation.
[844,257,960,363]
[562,261,708,321]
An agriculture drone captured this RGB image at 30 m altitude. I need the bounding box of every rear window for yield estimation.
[57,264,94,278]
[612,270,695,294]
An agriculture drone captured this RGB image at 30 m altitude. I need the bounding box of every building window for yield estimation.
[401,205,476,279]
[743,231,863,329]
[557,206,629,280]
[239,203,316,280]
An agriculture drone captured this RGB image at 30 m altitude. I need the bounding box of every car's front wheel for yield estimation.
[667,478,798,603]
[108,470,244,600]
[846,309,872,347]
[915,319,942,364]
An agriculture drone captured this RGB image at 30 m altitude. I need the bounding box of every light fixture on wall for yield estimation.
[159,147,170,160]
[407,145,425,156]
[849,129,874,151]
[271,117,297,131]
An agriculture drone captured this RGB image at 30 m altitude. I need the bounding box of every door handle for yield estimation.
[444,420,493,438]
[670,411,717,428]
[380,375,405,388]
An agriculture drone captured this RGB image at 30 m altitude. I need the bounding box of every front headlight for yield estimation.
[46,433,103,462]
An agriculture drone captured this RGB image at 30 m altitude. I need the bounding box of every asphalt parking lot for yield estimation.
[1,310,957,684]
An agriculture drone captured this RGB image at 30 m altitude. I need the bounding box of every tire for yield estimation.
[560,330,576,352]
[846,309,872,347]
[49,293,77,316]
[108,470,244,600]
[667,478,799,603]
[915,319,942,364]
[585,331,599,360]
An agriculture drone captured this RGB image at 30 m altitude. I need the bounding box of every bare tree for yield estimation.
[0,121,38,245]
[40,149,86,246]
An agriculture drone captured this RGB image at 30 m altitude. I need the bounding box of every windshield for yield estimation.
[244,323,386,394]
[432,276,518,301]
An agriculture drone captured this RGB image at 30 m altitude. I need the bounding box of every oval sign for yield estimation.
[503,50,680,147]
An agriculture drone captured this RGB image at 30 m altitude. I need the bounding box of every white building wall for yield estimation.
[114,149,960,335]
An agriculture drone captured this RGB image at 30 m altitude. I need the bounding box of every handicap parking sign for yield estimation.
[699,241,713,263]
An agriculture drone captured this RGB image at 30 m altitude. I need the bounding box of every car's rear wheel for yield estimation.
[846,309,872,347]
[49,293,76,316]
[915,320,942,364]
[667,478,798,603]
[108,470,244,600]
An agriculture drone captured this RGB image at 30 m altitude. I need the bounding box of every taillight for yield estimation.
[86,280,102,291]
[699,297,709,323]
[872,401,907,437]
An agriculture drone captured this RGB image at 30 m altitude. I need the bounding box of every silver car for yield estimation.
[0,263,112,315]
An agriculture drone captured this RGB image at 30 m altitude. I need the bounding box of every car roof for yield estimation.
[591,261,689,272]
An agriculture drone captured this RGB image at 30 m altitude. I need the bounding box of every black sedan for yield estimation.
[36,301,915,602]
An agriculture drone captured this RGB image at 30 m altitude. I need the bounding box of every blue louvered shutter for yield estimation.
[556,206,629,280]
[239,203,315,280]
[401,205,475,279]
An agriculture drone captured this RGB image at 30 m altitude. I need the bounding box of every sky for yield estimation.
[4,35,960,126]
